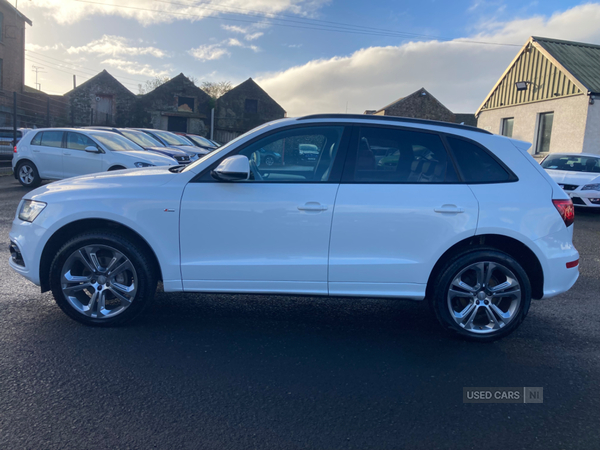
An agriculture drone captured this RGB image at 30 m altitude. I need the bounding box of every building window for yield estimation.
[536,112,554,154]
[245,99,258,113]
[178,96,195,112]
[501,117,514,138]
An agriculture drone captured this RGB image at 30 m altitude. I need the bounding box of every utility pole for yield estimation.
[73,75,77,89]
[32,65,45,90]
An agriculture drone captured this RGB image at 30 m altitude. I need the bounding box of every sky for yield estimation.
[15,0,600,116]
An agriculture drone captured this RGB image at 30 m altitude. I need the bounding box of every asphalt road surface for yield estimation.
[0,175,599,450]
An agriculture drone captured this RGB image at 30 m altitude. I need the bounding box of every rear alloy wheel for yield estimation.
[17,161,41,188]
[264,155,275,166]
[431,249,531,342]
[50,231,157,326]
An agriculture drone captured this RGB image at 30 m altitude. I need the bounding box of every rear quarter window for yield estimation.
[446,137,511,183]
[31,132,42,146]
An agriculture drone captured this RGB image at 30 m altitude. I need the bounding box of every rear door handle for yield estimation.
[32,149,40,152]
[434,204,464,214]
[63,152,71,156]
[298,202,328,212]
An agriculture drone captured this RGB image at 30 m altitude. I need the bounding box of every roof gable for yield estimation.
[219,78,285,114]
[376,87,453,116]
[0,0,32,25]
[476,37,590,116]
[143,73,212,102]
[64,70,135,97]
[534,36,600,94]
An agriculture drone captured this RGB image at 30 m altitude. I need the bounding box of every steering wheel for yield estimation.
[249,159,263,181]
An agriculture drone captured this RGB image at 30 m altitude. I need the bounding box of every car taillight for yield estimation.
[553,199,575,227]
[13,146,17,153]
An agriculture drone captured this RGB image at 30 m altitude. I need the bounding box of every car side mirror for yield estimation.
[84,146,100,153]
[211,155,250,181]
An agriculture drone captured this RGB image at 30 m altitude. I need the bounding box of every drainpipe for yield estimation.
[210,108,214,140]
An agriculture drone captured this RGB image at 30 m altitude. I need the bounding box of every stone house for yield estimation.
[65,70,137,127]
[366,87,476,126]
[137,73,212,135]
[214,78,286,142]
[476,36,600,157]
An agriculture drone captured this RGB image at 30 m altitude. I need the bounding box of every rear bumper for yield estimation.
[533,228,579,299]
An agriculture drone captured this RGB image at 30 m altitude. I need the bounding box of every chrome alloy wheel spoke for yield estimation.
[447,261,521,334]
[60,245,138,320]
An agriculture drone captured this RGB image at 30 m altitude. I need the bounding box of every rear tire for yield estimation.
[16,161,41,188]
[430,248,531,342]
[49,231,157,327]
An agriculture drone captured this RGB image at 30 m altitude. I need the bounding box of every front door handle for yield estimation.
[63,152,71,156]
[434,204,464,214]
[298,202,328,212]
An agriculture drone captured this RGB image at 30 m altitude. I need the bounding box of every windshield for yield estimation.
[121,129,165,148]
[90,132,145,152]
[541,155,600,173]
[188,135,216,148]
[151,130,194,146]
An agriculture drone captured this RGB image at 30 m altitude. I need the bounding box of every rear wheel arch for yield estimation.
[426,234,544,301]
[39,218,163,293]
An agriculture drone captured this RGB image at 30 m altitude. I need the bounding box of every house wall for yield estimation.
[582,100,600,155]
[477,94,589,156]
[0,3,27,92]
[67,77,136,127]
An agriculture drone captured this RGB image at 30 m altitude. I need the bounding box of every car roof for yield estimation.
[545,152,600,158]
[295,114,492,135]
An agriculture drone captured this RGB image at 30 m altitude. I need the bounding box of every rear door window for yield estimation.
[446,137,510,183]
[40,131,64,148]
[350,126,458,183]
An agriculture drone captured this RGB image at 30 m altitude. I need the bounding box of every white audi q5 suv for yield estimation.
[8,115,579,341]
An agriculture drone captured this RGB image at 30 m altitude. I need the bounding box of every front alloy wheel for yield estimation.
[17,161,41,187]
[60,245,138,319]
[50,231,157,326]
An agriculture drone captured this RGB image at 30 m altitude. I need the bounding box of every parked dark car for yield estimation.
[85,127,192,164]
[174,132,218,151]
[134,128,209,161]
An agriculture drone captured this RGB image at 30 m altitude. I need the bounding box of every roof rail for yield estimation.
[297,113,491,135]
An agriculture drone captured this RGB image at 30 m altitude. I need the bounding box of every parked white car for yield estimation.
[12,128,177,187]
[541,153,600,208]
[9,115,579,341]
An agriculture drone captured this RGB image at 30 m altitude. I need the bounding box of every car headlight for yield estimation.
[18,200,46,222]
[134,162,155,168]
[582,183,600,191]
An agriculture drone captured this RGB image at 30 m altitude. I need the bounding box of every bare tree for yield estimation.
[201,81,233,99]
[138,76,170,95]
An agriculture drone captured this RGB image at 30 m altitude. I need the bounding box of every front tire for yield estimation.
[264,155,275,166]
[49,231,157,326]
[16,161,41,188]
[430,249,531,342]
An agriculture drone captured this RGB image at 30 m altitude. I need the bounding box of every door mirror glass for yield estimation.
[84,146,100,153]
[212,155,250,181]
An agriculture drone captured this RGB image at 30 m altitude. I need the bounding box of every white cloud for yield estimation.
[101,58,171,78]
[22,0,330,25]
[189,38,260,61]
[257,3,600,116]
[188,44,231,62]
[67,35,166,58]
[221,24,265,41]
[25,43,60,52]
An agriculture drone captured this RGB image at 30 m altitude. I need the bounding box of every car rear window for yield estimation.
[352,126,459,183]
[446,137,510,183]
[40,131,64,148]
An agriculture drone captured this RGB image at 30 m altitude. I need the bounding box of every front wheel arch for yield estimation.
[39,218,163,293]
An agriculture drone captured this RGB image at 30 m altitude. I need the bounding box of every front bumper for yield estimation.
[564,189,600,207]
[8,218,46,286]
